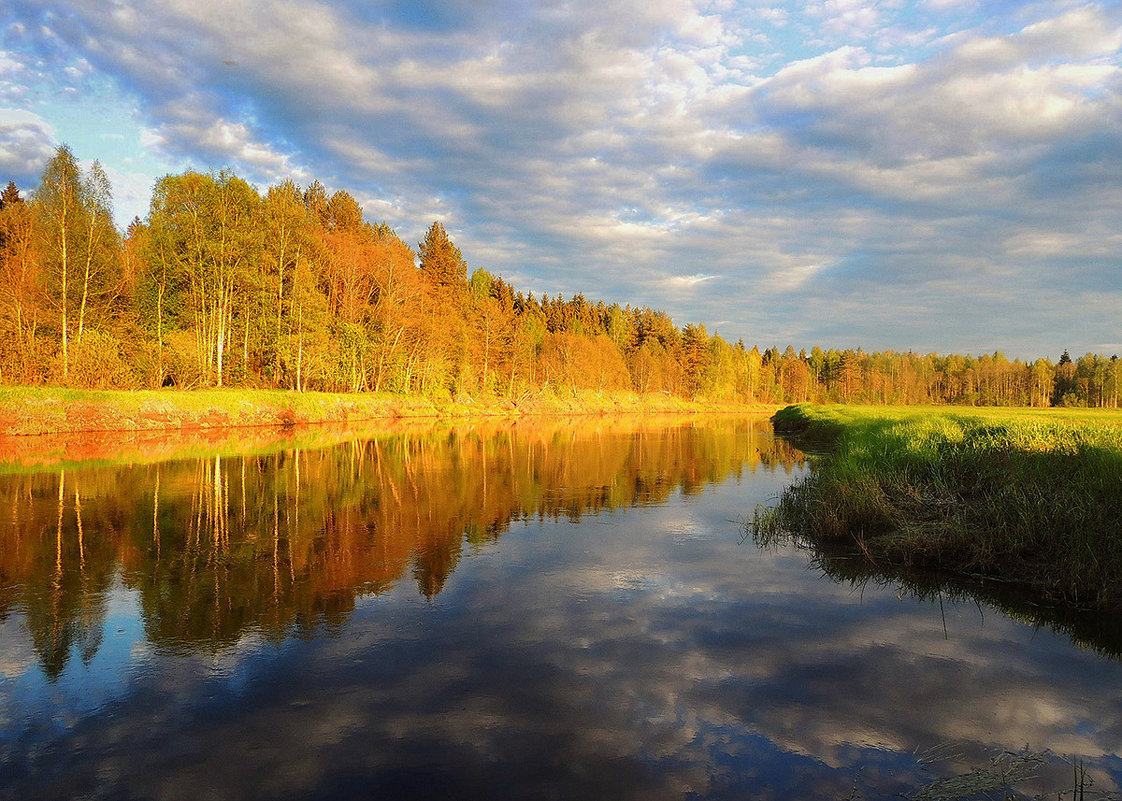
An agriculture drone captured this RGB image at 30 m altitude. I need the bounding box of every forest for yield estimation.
[1,144,1119,408]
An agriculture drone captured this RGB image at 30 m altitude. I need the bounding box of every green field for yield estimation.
[755,404,1122,610]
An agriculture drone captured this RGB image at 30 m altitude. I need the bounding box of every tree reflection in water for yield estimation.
[0,416,803,675]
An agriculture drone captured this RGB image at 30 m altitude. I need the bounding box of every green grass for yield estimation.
[755,404,1122,610]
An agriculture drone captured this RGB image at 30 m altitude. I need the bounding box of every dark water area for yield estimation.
[0,416,1119,800]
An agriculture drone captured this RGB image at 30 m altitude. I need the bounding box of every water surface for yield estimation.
[0,416,1119,799]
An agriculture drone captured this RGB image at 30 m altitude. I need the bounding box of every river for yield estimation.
[0,416,1118,799]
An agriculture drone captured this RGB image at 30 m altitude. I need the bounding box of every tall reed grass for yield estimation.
[755,404,1122,609]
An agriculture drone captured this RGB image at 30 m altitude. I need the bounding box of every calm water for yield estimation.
[0,416,1119,800]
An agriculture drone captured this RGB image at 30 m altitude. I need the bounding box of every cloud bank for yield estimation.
[1,0,1119,357]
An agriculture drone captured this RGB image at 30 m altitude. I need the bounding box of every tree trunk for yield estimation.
[296,305,303,392]
[78,207,99,345]
[243,305,250,380]
[59,219,69,380]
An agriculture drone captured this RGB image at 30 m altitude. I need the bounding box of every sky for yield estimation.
[1,0,1120,359]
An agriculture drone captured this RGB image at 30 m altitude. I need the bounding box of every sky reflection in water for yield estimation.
[0,417,1119,800]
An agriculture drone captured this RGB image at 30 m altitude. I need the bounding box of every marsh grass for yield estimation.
[755,404,1122,609]
[903,746,1113,801]
[909,747,1045,801]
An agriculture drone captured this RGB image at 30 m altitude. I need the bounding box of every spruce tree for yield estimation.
[0,181,21,210]
[418,221,467,286]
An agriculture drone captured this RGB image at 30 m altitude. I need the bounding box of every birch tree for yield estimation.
[34,146,85,379]
[146,171,261,386]
[261,181,309,382]
[76,161,119,345]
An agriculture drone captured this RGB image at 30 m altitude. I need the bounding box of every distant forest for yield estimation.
[1,145,1119,408]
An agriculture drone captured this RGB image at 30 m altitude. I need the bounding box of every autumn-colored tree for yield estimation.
[320,221,379,391]
[0,185,43,381]
[303,180,329,228]
[74,162,121,347]
[0,181,20,210]
[34,146,85,379]
[680,323,710,398]
[3,156,1118,407]
[366,229,422,392]
[145,171,262,386]
[326,190,364,232]
[418,221,467,287]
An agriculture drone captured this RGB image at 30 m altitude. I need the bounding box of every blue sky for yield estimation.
[1,0,1120,358]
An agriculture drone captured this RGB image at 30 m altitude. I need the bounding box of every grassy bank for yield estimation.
[754,404,1122,609]
[0,385,772,436]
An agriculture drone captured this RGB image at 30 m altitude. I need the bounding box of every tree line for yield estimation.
[1,144,1119,407]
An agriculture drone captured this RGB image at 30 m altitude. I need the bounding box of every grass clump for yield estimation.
[756,404,1122,609]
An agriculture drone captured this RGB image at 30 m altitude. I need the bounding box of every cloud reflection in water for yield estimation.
[0,417,1119,800]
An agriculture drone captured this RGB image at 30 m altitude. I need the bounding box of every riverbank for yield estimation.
[755,403,1122,609]
[0,386,772,436]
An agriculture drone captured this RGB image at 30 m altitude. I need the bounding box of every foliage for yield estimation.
[3,145,1121,407]
[418,220,466,286]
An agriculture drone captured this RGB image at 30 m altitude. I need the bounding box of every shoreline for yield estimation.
[0,394,777,474]
[756,403,1122,610]
[0,386,774,437]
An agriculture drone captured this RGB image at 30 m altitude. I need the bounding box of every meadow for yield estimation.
[755,404,1122,609]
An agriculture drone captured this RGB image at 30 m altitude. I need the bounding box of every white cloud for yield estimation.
[766,260,832,292]
[661,272,719,289]
[805,0,894,40]
[0,107,57,184]
[95,161,156,224]
[3,0,1121,356]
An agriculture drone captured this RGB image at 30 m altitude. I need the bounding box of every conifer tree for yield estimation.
[0,182,21,252]
[0,181,20,211]
[418,221,467,286]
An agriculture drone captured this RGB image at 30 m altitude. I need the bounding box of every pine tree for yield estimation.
[0,182,21,251]
[0,181,21,211]
[418,221,466,286]
[1053,350,1077,406]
